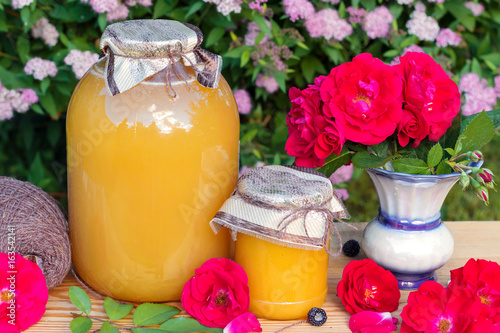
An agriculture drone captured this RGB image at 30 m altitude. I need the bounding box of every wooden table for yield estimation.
[27,221,500,333]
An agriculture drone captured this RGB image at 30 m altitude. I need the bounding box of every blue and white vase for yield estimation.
[361,167,470,290]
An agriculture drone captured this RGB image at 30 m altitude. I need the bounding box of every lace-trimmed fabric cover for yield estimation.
[99,19,222,96]
[210,165,350,251]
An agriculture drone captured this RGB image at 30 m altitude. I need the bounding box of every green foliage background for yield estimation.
[0,0,499,220]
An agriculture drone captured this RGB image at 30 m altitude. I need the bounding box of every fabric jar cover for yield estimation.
[210,165,350,252]
[99,19,222,96]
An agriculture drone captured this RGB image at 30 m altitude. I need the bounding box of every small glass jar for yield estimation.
[211,165,349,319]
[235,233,329,320]
[67,20,239,302]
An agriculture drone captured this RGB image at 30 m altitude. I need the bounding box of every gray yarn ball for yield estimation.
[0,176,71,288]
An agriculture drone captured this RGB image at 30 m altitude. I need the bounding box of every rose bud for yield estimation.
[471,150,483,162]
[459,171,470,189]
[475,186,489,204]
[478,168,494,184]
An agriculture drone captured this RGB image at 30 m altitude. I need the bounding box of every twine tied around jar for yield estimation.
[100,19,222,97]
[211,165,354,255]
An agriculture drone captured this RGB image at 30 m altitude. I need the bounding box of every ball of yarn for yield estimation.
[0,176,71,288]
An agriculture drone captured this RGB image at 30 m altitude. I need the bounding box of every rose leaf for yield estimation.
[103,297,134,321]
[100,321,121,333]
[70,317,92,333]
[427,143,443,168]
[159,317,223,333]
[133,303,180,326]
[69,286,92,315]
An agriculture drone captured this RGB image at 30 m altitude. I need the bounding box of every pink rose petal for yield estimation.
[224,312,262,333]
[349,311,398,333]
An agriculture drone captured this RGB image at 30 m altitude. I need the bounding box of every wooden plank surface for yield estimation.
[27,221,500,333]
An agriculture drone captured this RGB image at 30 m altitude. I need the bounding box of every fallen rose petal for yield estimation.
[223,312,262,333]
[349,311,398,333]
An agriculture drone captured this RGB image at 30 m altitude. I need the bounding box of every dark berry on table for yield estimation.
[343,239,360,257]
[307,307,327,326]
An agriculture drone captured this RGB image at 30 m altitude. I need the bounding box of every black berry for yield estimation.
[307,307,327,326]
[342,239,360,257]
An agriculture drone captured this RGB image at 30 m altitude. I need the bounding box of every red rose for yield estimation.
[337,259,400,315]
[320,53,403,145]
[181,258,250,328]
[401,281,482,333]
[398,104,429,148]
[466,317,500,333]
[286,80,345,167]
[394,52,460,142]
[0,253,49,333]
[448,258,500,319]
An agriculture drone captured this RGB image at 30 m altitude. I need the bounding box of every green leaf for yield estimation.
[240,49,250,68]
[444,148,455,156]
[351,151,396,170]
[427,143,443,168]
[185,1,204,19]
[31,104,44,115]
[70,317,92,333]
[159,317,223,333]
[253,14,271,36]
[20,7,31,32]
[28,153,45,185]
[103,297,134,321]
[471,58,481,75]
[16,37,30,63]
[133,303,180,326]
[369,142,389,157]
[100,321,121,333]
[461,109,500,132]
[40,78,51,94]
[436,160,452,175]
[446,1,475,31]
[205,27,225,48]
[241,128,258,142]
[316,148,353,178]
[392,158,429,174]
[98,13,108,32]
[300,55,326,83]
[69,287,92,315]
[153,0,172,19]
[40,94,58,118]
[296,42,309,50]
[459,111,495,153]
[223,46,249,59]
[0,11,7,32]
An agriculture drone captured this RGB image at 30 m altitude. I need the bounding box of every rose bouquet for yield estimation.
[285,52,499,204]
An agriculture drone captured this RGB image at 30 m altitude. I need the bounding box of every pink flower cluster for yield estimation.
[436,28,462,47]
[0,81,38,121]
[459,73,498,116]
[305,9,352,41]
[245,21,271,46]
[248,0,267,12]
[256,74,279,94]
[24,57,58,81]
[64,50,100,79]
[251,41,292,72]
[406,10,440,41]
[362,6,393,39]
[330,164,354,200]
[234,89,252,114]
[283,0,315,22]
[464,1,484,16]
[346,7,366,24]
[31,17,59,47]
[203,0,242,16]
[11,0,33,9]
[391,44,424,65]
[81,0,151,22]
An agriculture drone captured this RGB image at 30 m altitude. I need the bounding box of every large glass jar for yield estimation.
[67,20,239,302]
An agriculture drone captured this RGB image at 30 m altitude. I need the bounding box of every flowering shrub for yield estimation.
[0,0,499,209]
